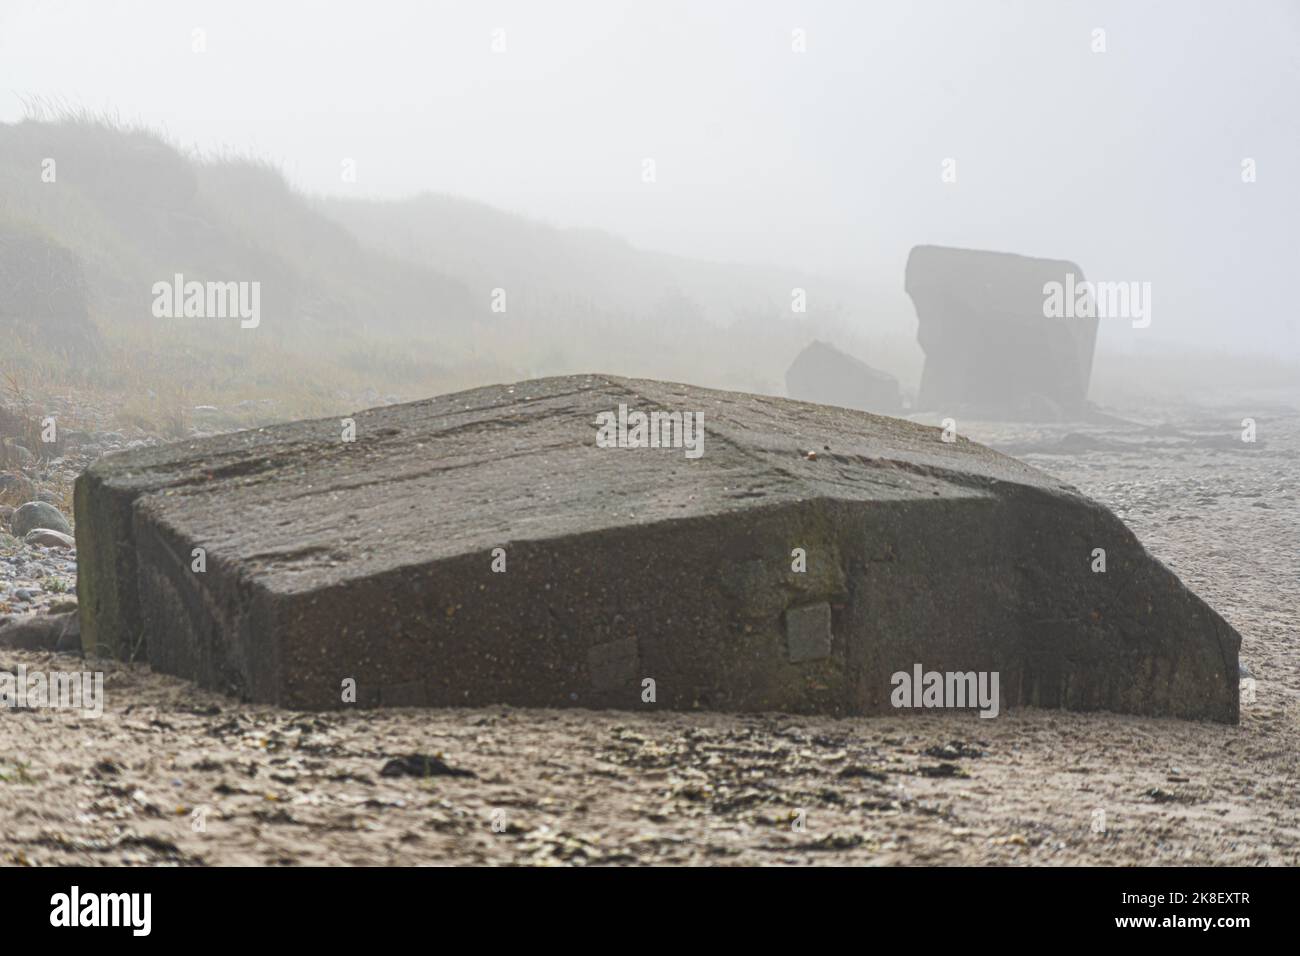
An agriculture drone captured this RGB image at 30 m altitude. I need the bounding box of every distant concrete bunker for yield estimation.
[906,245,1100,420]
[76,375,1239,722]
[785,340,902,416]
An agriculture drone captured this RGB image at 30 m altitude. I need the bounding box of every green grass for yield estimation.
[0,762,36,784]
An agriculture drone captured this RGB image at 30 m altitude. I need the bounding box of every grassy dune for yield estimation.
[0,111,920,436]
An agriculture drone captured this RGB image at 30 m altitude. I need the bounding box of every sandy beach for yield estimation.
[2,395,1295,866]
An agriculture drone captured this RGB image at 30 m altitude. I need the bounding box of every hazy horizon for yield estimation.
[3,0,1298,360]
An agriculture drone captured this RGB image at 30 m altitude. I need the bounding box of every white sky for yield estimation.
[2,0,1297,355]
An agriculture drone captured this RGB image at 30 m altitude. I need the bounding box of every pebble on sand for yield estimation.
[10,500,72,537]
[25,528,75,549]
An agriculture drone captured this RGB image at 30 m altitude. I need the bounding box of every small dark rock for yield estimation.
[838,766,888,781]
[792,833,866,852]
[918,762,967,778]
[379,754,476,779]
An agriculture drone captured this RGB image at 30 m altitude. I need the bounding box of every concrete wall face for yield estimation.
[906,245,1100,420]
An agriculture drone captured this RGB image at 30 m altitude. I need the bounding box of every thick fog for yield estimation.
[2,3,1299,877]
[2,0,1297,361]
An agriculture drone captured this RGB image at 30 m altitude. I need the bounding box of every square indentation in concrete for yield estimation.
[785,602,832,662]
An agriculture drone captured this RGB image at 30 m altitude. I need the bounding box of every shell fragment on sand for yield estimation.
[74,375,1239,721]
